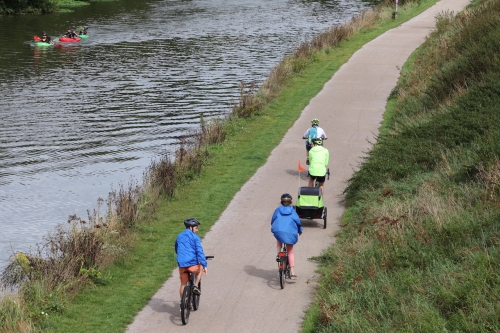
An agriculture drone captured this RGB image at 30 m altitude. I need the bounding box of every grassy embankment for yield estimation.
[301,0,500,331]
[0,0,442,332]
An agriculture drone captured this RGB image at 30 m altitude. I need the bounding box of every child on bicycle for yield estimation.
[308,138,329,194]
[271,193,303,279]
[175,218,208,301]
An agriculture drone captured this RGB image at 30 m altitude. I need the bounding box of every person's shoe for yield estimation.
[193,286,201,295]
[276,255,280,262]
[290,274,298,280]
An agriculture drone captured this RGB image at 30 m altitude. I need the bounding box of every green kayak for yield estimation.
[34,41,53,47]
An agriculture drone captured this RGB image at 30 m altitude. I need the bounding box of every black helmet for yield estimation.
[42,31,47,35]
[184,218,200,227]
[281,193,292,204]
[313,138,323,145]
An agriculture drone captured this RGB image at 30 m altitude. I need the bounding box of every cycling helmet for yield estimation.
[313,138,323,145]
[184,218,200,227]
[281,193,292,204]
[311,118,319,126]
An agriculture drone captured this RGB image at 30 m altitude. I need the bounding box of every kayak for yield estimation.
[78,34,89,39]
[59,37,81,43]
[34,41,53,47]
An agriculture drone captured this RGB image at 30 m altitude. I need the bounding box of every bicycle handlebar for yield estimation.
[302,137,328,140]
[206,256,214,260]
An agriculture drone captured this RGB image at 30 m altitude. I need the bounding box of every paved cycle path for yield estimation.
[127,0,470,331]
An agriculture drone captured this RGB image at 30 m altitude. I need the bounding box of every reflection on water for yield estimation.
[0,0,373,268]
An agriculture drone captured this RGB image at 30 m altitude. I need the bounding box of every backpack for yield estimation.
[307,126,318,145]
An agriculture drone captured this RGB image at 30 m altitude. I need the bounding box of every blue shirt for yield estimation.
[175,229,208,268]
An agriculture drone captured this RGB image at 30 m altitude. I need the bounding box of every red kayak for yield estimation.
[59,37,81,43]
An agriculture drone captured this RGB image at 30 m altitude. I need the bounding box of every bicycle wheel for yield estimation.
[192,280,201,311]
[323,207,327,229]
[279,256,286,289]
[180,284,191,325]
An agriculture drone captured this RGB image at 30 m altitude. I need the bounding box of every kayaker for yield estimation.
[77,27,89,36]
[40,31,53,44]
[62,29,78,39]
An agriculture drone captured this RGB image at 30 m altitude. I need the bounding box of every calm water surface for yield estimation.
[0,0,374,268]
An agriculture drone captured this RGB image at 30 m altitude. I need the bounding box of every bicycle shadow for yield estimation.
[300,218,324,229]
[244,264,297,290]
[148,297,185,326]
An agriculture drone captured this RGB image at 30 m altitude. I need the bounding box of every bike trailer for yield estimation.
[294,187,327,228]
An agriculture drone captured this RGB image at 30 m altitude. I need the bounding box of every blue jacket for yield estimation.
[271,206,303,245]
[175,229,208,268]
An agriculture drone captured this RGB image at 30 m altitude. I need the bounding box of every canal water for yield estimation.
[0,0,374,269]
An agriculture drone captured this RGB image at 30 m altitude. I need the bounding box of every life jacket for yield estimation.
[307,126,318,145]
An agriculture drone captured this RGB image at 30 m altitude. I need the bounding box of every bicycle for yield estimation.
[276,244,291,289]
[180,255,214,325]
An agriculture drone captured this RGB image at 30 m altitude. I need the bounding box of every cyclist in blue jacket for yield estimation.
[175,218,208,301]
[271,193,303,279]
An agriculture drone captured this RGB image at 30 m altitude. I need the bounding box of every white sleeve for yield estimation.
[318,128,327,139]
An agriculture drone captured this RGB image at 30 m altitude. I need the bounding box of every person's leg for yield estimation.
[286,244,296,277]
[319,182,325,195]
[186,265,202,294]
[308,177,314,187]
[192,264,202,285]
[178,267,189,299]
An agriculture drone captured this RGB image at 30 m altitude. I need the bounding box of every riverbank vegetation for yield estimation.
[1,0,449,332]
[302,0,500,331]
[0,0,103,15]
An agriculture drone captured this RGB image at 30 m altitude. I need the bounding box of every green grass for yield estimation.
[303,0,500,331]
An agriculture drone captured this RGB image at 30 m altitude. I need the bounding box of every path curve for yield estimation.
[127,0,470,331]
